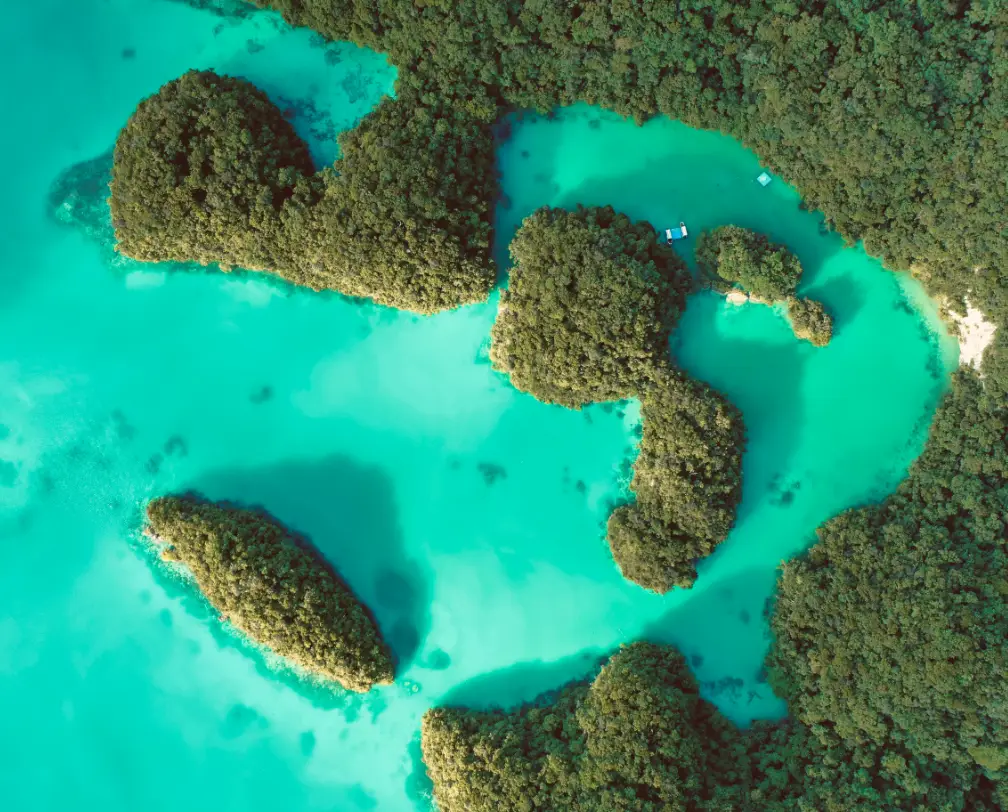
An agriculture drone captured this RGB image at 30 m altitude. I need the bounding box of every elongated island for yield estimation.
[146,495,394,693]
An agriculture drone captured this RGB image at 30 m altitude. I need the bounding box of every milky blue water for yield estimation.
[0,2,960,810]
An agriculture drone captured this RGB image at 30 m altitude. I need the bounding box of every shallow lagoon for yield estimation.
[0,1,959,810]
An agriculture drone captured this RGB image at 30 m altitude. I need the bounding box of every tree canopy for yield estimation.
[490,205,691,408]
[112,72,497,312]
[111,70,315,271]
[695,226,804,302]
[608,367,745,592]
[145,494,395,693]
[767,368,1008,798]
[787,296,833,347]
[299,86,498,311]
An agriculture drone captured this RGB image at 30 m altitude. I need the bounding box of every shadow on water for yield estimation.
[404,732,435,812]
[437,648,610,711]
[169,0,256,19]
[672,293,809,526]
[801,271,866,339]
[189,453,430,670]
[642,565,787,724]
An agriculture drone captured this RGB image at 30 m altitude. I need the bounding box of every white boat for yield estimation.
[664,222,688,244]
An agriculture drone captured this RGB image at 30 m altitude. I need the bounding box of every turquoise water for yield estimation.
[0,2,959,810]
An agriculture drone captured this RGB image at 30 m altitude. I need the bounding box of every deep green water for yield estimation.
[0,2,960,810]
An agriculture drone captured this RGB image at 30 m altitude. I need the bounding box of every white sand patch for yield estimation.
[948,299,997,371]
[723,289,772,307]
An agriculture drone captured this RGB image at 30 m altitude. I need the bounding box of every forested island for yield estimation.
[491,206,745,591]
[112,70,497,313]
[145,495,394,692]
[250,0,1007,352]
[696,225,833,346]
[607,368,745,592]
[117,0,1006,363]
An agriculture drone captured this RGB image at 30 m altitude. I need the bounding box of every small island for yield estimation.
[786,295,833,347]
[490,206,744,593]
[145,494,394,693]
[490,205,692,408]
[111,70,497,313]
[696,225,834,346]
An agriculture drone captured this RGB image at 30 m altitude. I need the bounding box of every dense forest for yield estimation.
[695,226,804,302]
[768,368,1008,800]
[422,641,1002,811]
[490,206,745,592]
[145,495,394,692]
[490,205,691,407]
[112,70,497,312]
[112,70,314,271]
[422,366,1007,809]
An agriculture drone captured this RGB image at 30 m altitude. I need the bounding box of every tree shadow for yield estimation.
[800,272,866,340]
[641,565,788,725]
[436,648,610,711]
[165,0,256,20]
[187,453,429,670]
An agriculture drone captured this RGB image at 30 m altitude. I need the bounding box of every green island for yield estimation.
[785,296,833,348]
[696,225,834,346]
[145,494,394,693]
[114,0,1007,341]
[490,205,691,408]
[110,0,1008,806]
[607,367,746,592]
[491,206,745,592]
[422,369,1008,808]
[112,70,497,313]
